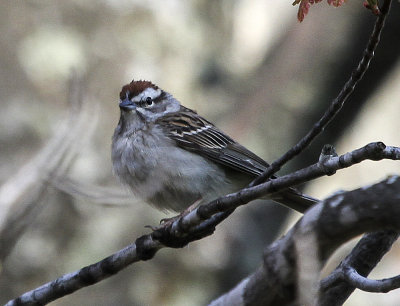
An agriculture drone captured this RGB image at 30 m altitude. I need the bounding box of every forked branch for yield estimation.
[6,142,400,305]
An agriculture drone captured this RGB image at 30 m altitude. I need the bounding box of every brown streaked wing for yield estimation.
[157,108,269,176]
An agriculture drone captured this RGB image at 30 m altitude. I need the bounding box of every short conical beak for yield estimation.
[119,98,136,111]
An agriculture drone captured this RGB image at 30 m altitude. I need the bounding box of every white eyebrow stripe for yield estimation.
[131,88,162,102]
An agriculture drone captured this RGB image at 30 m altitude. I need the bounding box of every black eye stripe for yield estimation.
[153,91,166,103]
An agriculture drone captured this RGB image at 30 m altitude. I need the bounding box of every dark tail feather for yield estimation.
[271,188,319,213]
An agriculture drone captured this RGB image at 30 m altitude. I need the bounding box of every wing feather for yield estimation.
[156,108,269,176]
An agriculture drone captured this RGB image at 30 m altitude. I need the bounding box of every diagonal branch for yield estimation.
[250,0,392,187]
[6,142,400,305]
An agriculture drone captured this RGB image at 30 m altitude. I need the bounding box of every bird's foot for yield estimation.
[145,198,202,231]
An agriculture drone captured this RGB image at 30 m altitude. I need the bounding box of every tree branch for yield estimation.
[210,176,400,305]
[6,142,400,305]
[250,0,392,187]
[344,265,400,293]
[319,230,399,305]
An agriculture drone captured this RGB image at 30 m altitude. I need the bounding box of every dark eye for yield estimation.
[145,97,153,106]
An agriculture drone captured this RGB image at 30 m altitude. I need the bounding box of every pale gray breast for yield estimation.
[112,124,242,212]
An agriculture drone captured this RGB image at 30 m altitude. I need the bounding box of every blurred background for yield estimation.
[0,0,400,305]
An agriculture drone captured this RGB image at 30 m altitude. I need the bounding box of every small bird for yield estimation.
[112,80,317,213]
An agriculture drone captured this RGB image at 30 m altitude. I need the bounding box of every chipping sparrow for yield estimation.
[112,80,317,213]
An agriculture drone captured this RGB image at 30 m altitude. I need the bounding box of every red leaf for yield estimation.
[297,0,311,22]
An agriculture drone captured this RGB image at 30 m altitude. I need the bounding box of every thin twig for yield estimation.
[343,266,400,293]
[250,0,392,187]
[195,142,400,221]
[319,230,399,305]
